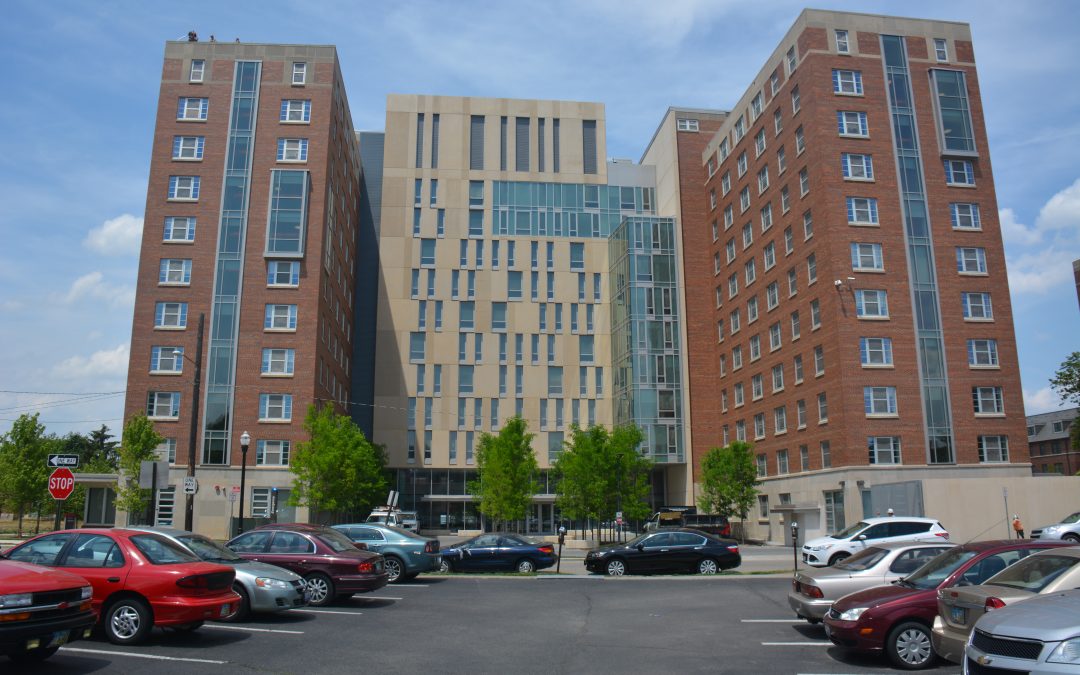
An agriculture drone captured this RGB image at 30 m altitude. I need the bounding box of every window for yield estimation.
[791,85,801,114]
[154,302,187,329]
[177,97,208,120]
[150,346,183,373]
[409,332,426,361]
[766,281,779,310]
[864,386,898,416]
[835,29,850,54]
[797,401,807,429]
[745,259,757,285]
[168,176,200,200]
[968,339,999,367]
[775,408,788,435]
[719,137,730,162]
[757,166,770,194]
[962,292,993,320]
[188,58,205,83]
[774,108,783,136]
[818,392,828,423]
[837,111,869,137]
[978,436,1009,463]
[814,345,825,376]
[172,136,204,160]
[794,355,804,382]
[754,128,766,156]
[460,301,476,330]
[430,179,438,206]
[777,146,787,173]
[676,118,699,132]
[787,268,798,297]
[790,311,800,340]
[847,197,879,225]
[292,62,307,85]
[709,189,717,210]
[869,436,901,464]
[737,152,748,178]
[281,99,311,123]
[742,222,753,249]
[855,290,889,318]
[582,119,597,174]
[262,348,295,376]
[763,242,776,269]
[734,382,745,407]
[258,394,292,422]
[810,300,820,328]
[277,138,308,162]
[973,386,1004,415]
[934,38,949,62]
[806,253,817,283]
[732,344,743,368]
[772,363,784,391]
[163,216,195,242]
[728,274,739,299]
[754,414,766,440]
[146,392,180,419]
[841,153,874,180]
[459,366,475,395]
[159,258,192,285]
[724,205,734,229]
[786,46,797,74]
[784,227,793,254]
[570,242,585,271]
[860,337,893,366]
[721,172,731,196]
[257,440,290,466]
[734,116,746,142]
[795,126,805,154]
[833,69,863,95]
[799,167,809,196]
[750,335,761,362]
[507,271,523,300]
[851,243,884,271]
[747,297,758,323]
[726,239,737,264]
[420,238,436,267]
[944,160,975,186]
[951,203,982,229]
[957,247,987,274]
[751,92,764,120]
[579,335,595,363]
[713,253,722,275]
[267,260,299,286]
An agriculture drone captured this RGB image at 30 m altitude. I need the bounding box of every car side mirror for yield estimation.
[856,534,867,541]
[636,544,645,551]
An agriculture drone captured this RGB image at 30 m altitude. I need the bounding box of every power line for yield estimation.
[0,417,123,424]
[0,390,125,395]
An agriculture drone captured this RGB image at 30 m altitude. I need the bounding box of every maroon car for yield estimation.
[225,524,388,606]
[823,539,1073,670]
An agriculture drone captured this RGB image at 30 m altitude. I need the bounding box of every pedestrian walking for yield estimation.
[1012,514,1025,539]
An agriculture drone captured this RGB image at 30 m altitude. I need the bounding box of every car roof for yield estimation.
[1026,546,1080,559]
[126,526,193,538]
[856,516,941,525]
[958,539,1073,552]
[251,522,330,532]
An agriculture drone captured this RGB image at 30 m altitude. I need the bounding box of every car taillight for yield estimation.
[984,597,1007,611]
[538,545,554,555]
[803,584,823,599]
[727,545,739,554]
[358,561,375,573]
[424,541,439,553]
[176,575,211,589]
[935,531,949,538]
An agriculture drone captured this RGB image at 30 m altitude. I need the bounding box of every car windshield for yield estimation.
[986,554,1080,593]
[834,546,888,571]
[179,534,242,562]
[830,521,869,539]
[130,533,200,565]
[1060,512,1080,525]
[902,547,978,590]
[316,528,361,553]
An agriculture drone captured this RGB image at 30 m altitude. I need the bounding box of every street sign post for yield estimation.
[47,454,80,468]
[183,476,198,495]
[48,468,75,500]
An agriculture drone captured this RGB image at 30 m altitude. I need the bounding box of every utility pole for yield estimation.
[184,314,204,532]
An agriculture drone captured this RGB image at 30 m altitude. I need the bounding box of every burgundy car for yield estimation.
[0,560,95,663]
[823,539,1072,670]
[226,523,388,606]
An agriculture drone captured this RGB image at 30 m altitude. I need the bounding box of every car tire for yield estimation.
[225,583,250,622]
[1063,533,1080,543]
[438,559,453,573]
[304,573,335,607]
[516,558,536,573]
[605,558,627,576]
[104,596,154,645]
[696,558,719,575]
[384,556,405,583]
[828,552,851,566]
[885,621,935,670]
[8,646,60,663]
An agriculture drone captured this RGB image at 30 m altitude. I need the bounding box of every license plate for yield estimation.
[46,630,70,648]
[950,606,966,624]
[220,603,232,617]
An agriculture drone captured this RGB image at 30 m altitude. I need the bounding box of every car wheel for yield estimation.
[304,573,335,607]
[8,646,60,663]
[105,597,153,645]
[885,621,935,670]
[605,558,627,576]
[384,556,405,583]
[697,558,719,575]
[1063,533,1080,543]
[224,583,250,622]
[516,559,536,573]
[828,552,851,566]
[438,559,453,573]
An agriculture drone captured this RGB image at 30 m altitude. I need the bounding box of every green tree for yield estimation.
[57,428,119,523]
[115,415,164,520]
[1050,352,1080,456]
[0,414,52,535]
[696,441,760,541]
[468,416,539,531]
[289,404,388,521]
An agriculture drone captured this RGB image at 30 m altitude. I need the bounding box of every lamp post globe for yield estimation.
[237,431,251,535]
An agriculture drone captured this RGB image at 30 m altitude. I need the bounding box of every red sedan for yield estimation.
[823,539,1072,670]
[3,528,238,645]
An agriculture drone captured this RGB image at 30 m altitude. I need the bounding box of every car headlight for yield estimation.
[80,586,93,601]
[812,544,833,552]
[255,577,292,590]
[0,593,33,608]
[1047,638,1080,664]
[838,607,868,621]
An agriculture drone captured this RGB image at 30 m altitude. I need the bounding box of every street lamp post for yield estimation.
[237,431,251,536]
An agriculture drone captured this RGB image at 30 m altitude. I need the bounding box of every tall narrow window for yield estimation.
[538,118,546,172]
[552,118,560,173]
[469,115,485,170]
[415,113,425,169]
[515,117,530,171]
[582,120,597,175]
[500,116,508,171]
[189,59,205,83]
[430,113,440,168]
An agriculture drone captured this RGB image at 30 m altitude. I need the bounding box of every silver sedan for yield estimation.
[963,589,1080,673]
[788,540,955,622]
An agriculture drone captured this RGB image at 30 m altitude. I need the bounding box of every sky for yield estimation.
[2,0,1079,439]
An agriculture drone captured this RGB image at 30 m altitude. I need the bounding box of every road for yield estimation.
[12,575,962,675]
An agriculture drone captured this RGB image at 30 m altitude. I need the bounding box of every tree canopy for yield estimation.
[0,413,52,532]
[115,415,164,518]
[289,403,388,521]
[553,423,651,528]
[697,440,759,538]
[469,416,539,530]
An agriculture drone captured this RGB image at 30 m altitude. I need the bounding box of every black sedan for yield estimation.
[438,533,557,573]
[585,528,741,576]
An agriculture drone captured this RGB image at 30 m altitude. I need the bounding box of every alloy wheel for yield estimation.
[894,626,932,667]
[606,559,626,576]
[698,558,719,575]
[110,606,141,640]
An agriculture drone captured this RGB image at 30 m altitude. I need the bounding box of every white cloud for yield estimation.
[1037,178,1080,231]
[52,344,129,379]
[1024,386,1067,415]
[1002,178,1080,296]
[61,271,135,307]
[999,207,1041,246]
[84,213,143,256]
[0,299,23,311]
[1006,248,1078,295]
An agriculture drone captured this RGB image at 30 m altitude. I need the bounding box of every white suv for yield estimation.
[801,516,948,567]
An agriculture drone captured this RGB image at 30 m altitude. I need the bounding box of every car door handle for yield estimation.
[660,549,670,552]
[107,577,121,583]
[300,560,307,564]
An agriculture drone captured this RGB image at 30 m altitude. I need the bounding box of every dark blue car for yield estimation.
[438,533,557,573]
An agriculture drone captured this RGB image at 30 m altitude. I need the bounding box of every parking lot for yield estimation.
[12,575,962,674]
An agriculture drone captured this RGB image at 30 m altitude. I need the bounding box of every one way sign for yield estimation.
[47,454,80,468]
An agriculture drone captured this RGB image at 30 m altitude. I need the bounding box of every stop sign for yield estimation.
[48,467,75,500]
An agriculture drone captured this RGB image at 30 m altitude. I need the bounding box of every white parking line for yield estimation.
[761,642,830,646]
[741,619,803,623]
[294,608,363,615]
[59,646,227,664]
[357,596,403,601]
[393,584,429,587]
[202,625,304,634]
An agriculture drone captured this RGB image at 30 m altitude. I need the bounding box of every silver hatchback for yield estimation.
[788,541,955,622]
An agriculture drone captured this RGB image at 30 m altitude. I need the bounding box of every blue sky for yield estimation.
[3,0,1079,437]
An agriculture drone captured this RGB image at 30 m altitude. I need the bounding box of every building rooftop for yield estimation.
[1027,407,1078,442]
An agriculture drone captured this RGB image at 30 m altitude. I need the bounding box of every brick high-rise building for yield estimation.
[673,9,1029,541]
[123,41,361,535]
